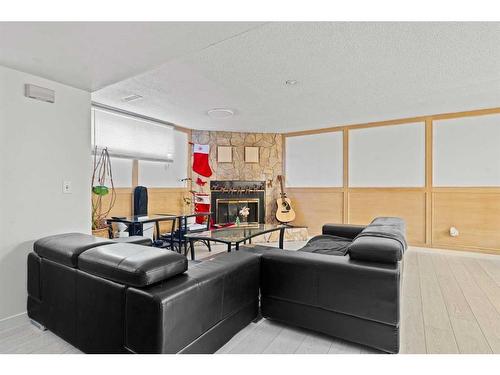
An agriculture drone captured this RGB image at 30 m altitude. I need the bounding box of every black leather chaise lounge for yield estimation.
[27,217,406,354]
[249,217,406,354]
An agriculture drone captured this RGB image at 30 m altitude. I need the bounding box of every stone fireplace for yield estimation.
[211,180,266,224]
[191,130,283,224]
[190,130,308,241]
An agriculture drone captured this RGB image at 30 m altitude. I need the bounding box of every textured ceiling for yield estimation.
[0,22,263,91]
[2,22,500,132]
[93,22,500,132]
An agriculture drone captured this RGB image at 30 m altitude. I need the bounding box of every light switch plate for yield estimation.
[63,181,72,194]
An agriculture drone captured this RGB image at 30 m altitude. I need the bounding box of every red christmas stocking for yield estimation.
[192,144,212,177]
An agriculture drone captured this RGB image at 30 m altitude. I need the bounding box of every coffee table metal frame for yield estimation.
[184,224,302,260]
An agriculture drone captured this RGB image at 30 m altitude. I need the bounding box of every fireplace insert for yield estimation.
[210,181,266,224]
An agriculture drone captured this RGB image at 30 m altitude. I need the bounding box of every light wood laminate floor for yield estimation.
[1,243,500,354]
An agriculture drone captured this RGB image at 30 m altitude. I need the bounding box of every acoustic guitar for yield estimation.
[275,175,296,223]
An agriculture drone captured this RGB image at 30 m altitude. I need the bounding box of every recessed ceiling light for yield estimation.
[285,80,298,86]
[207,108,235,119]
[121,94,143,103]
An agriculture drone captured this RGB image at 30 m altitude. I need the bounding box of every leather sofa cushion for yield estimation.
[349,217,406,264]
[78,243,187,287]
[34,233,114,268]
[112,236,152,246]
[298,235,351,256]
[349,236,404,264]
[322,224,366,239]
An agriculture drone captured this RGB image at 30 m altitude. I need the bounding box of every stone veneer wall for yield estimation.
[191,130,283,224]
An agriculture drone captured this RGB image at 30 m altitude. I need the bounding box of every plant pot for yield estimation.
[92,228,109,238]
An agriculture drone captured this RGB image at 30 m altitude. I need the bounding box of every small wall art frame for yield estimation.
[244,146,259,163]
[217,146,233,163]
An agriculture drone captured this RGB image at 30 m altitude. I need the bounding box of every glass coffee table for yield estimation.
[184,224,303,260]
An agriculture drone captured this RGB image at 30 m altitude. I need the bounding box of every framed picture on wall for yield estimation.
[244,146,259,163]
[217,146,233,163]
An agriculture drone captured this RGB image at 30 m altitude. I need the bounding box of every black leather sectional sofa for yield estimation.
[27,217,406,354]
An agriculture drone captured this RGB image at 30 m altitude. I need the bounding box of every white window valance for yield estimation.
[91,107,175,162]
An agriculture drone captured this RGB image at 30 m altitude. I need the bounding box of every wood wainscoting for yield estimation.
[286,188,344,235]
[287,188,427,244]
[284,186,500,254]
[432,188,500,253]
[96,187,189,234]
[348,188,427,245]
[284,106,500,254]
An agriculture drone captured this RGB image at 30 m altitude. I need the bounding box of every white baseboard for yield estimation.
[0,311,28,331]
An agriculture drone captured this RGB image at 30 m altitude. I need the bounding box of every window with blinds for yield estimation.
[91,107,175,162]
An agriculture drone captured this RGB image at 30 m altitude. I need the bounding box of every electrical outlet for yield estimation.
[63,181,72,194]
[449,226,459,237]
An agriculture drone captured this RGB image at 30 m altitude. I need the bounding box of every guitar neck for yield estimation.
[278,176,286,198]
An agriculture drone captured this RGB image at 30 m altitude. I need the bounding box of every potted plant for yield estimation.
[91,147,116,238]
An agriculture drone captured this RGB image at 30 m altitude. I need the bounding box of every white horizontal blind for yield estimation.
[109,157,133,187]
[138,130,188,187]
[92,107,175,162]
[286,132,343,187]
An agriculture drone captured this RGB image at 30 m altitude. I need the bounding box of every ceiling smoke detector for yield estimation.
[121,94,143,103]
[207,108,235,119]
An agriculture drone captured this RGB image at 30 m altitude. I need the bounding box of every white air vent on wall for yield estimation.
[24,84,55,103]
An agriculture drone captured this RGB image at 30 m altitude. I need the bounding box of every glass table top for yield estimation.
[184,224,301,243]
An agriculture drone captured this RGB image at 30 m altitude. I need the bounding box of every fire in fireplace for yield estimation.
[210,181,266,224]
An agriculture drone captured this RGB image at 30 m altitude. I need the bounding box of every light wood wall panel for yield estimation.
[97,187,189,234]
[348,190,427,245]
[432,191,500,251]
[147,188,189,233]
[286,188,344,236]
[97,188,133,218]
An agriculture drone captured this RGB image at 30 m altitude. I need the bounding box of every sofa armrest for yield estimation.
[322,223,366,239]
[260,249,400,326]
[125,251,260,353]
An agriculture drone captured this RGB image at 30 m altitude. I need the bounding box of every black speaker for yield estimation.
[133,186,148,216]
[130,186,148,236]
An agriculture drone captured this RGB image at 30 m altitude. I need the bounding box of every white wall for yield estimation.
[286,132,343,187]
[349,122,426,187]
[434,114,500,186]
[0,65,91,320]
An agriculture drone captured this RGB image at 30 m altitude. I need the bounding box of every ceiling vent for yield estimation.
[121,94,143,103]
